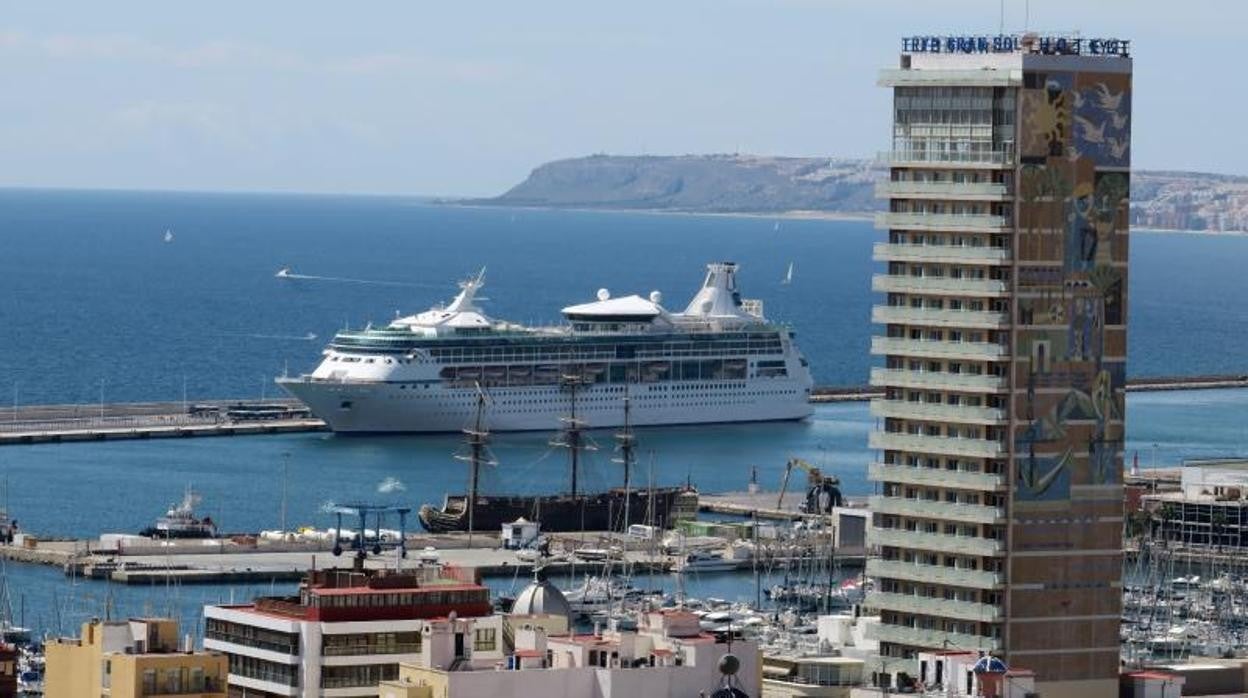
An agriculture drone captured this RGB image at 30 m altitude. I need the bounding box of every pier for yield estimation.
[0,398,326,445]
[0,520,863,584]
[0,373,1243,445]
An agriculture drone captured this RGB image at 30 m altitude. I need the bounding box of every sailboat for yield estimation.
[781,262,794,285]
[163,229,174,243]
[418,379,697,533]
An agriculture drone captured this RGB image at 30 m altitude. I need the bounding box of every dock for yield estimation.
[0,373,1244,446]
[0,504,871,584]
[0,398,327,445]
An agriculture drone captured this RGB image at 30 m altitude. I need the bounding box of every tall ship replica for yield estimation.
[277,262,813,433]
[419,387,696,533]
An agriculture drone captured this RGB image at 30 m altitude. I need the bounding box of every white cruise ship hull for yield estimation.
[277,377,812,433]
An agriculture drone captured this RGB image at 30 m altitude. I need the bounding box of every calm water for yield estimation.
[1,189,1247,640]
[2,190,1248,406]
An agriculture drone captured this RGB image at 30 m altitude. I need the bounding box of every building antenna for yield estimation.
[1024,0,1030,32]
[999,0,1004,35]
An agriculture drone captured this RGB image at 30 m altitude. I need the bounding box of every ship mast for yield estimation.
[551,373,594,497]
[454,387,495,542]
[612,396,635,530]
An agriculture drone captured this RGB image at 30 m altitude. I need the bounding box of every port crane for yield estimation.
[776,457,844,514]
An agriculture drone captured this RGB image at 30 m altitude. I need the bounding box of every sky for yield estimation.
[1,1,1241,196]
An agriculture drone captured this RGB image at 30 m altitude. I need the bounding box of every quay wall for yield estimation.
[0,374,1243,444]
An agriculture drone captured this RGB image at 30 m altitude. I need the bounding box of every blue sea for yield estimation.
[1,189,1247,639]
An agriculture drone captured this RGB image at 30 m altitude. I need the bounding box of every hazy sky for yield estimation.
[1,1,1238,196]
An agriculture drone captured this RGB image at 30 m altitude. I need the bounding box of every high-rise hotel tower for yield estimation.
[866,34,1131,697]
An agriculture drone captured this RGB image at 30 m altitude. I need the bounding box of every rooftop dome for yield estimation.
[511,569,572,622]
[972,655,1009,674]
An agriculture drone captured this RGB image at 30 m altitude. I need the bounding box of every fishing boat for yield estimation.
[139,488,218,539]
[418,385,697,533]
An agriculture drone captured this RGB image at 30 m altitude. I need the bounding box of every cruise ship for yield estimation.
[276,262,813,433]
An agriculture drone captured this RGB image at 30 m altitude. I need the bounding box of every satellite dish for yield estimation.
[701,300,714,314]
[597,288,610,301]
[649,290,662,305]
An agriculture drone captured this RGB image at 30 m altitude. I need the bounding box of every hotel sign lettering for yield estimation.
[903,35,1130,58]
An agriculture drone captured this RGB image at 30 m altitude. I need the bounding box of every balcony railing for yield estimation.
[880,149,1013,167]
[873,242,1010,264]
[205,630,297,655]
[869,430,1007,459]
[869,496,1005,526]
[869,622,1002,653]
[871,273,1008,297]
[869,367,1008,394]
[866,558,1004,590]
[866,591,1002,623]
[870,527,1005,557]
[870,336,1008,361]
[875,212,1009,232]
[875,180,1012,200]
[869,398,1007,425]
[872,306,1010,330]
[868,462,1006,491]
[322,642,422,656]
[228,668,299,687]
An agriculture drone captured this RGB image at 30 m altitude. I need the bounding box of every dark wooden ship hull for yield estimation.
[418,487,697,533]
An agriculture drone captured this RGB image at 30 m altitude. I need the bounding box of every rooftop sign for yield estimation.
[903,34,1130,58]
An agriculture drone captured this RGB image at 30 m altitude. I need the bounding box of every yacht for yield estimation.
[277,262,814,433]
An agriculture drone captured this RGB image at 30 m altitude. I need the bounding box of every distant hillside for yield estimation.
[474,154,884,214]
[470,154,1248,232]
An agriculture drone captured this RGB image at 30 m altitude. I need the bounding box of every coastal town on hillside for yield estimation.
[484,154,1248,234]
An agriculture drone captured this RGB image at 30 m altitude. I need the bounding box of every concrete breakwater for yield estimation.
[0,374,1243,444]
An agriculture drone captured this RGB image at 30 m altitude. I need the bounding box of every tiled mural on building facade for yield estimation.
[1014,69,1131,503]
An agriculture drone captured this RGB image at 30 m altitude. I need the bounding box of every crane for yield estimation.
[776,457,844,514]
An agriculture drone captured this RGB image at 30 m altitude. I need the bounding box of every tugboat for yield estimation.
[419,381,697,533]
[139,488,218,539]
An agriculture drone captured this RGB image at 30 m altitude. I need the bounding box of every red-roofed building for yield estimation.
[204,566,501,697]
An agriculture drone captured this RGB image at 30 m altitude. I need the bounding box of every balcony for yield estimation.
[869,496,1005,526]
[868,462,1006,491]
[870,336,1008,362]
[869,431,1007,459]
[880,149,1013,169]
[869,368,1007,394]
[878,68,1022,89]
[873,242,1010,265]
[869,398,1007,425]
[875,180,1012,201]
[871,306,1009,331]
[869,622,1002,653]
[872,273,1008,297]
[322,643,422,656]
[866,558,1004,590]
[866,591,1002,624]
[204,630,297,656]
[870,527,1005,557]
[875,212,1009,233]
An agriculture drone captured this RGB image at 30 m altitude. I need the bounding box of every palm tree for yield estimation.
[1155,504,1178,547]
[1211,509,1228,553]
